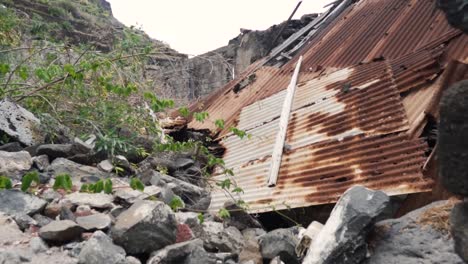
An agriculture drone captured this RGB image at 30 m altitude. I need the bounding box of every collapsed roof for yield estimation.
[187,0,468,213]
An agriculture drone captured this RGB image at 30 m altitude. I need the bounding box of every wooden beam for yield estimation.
[267,56,303,187]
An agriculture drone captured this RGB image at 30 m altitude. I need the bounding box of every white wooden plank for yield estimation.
[267,56,303,187]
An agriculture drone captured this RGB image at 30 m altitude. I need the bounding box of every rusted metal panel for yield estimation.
[186,0,466,213]
[211,133,432,212]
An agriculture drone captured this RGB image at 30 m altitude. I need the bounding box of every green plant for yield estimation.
[53,174,73,191]
[0,176,12,189]
[197,213,205,224]
[80,179,112,194]
[169,195,185,211]
[21,171,40,192]
[130,177,144,191]
[218,208,231,219]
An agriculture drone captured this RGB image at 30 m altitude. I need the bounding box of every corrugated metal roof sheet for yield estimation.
[184,0,466,212]
[211,133,432,212]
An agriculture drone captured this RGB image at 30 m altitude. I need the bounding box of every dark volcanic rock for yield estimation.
[147,239,207,264]
[367,200,463,264]
[303,186,390,264]
[439,80,468,196]
[259,227,301,264]
[450,201,468,263]
[223,201,262,231]
[111,200,177,254]
[0,142,23,152]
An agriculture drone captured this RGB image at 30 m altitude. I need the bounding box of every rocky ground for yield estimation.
[1,97,467,264]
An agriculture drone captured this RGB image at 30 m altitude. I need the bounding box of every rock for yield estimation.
[0,150,32,179]
[223,201,262,231]
[303,186,389,264]
[40,189,62,202]
[111,200,177,254]
[80,175,101,184]
[76,213,111,231]
[176,223,195,243]
[296,221,323,258]
[243,228,267,240]
[60,206,76,221]
[13,214,37,231]
[30,237,48,254]
[65,192,114,209]
[0,250,22,264]
[0,213,28,245]
[259,227,301,264]
[125,256,141,264]
[239,235,262,264]
[38,172,52,184]
[439,80,468,196]
[201,221,245,253]
[72,137,93,154]
[0,99,44,146]
[114,188,150,205]
[48,158,108,179]
[98,159,114,173]
[147,239,204,264]
[37,144,74,159]
[33,214,53,227]
[39,220,83,243]
[0,142,22,152]
[150,171,210,209]
[78,231,126,264]
[114,155,131,171]
[0,190,47,216]
[368,200,462,263]
[450,201,468,262]
[44,201,64,219]
[175,157,194,170]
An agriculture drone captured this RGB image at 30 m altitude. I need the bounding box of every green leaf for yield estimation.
[218,208,230,219]
[197,213,205,224]
[80,184,89,193]
[217,179,231,190]
[21,171,40,192]
[94,180,104,193]
[17,66,29,80]
[130,178,144,191]
[232,187,244,194]
[194,112,209,123]
[0,64,10,77]
[178,107,190,118]
[169,195,185,211]
[215,119,225,129]
[0,176,12,190]
[63,64,76,77]
[104,179,113,194]
[53,174,73,191]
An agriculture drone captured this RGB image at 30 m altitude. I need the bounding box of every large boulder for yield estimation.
[303,186,390,264]
[0,213,28,246]
[39,220,83,243]
[0,99,44,146]
[78,231,126,264]
[439,80,468,196]
[367,200,463,263]
[0,190,47,216]
[259,227,301,264]
[450,201,468,263]
[111,200,177,254]
[0,150,32,179]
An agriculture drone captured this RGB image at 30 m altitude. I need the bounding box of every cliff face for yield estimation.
[148,14,318,101]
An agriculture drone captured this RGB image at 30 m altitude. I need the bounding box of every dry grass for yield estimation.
[417,198,460,235]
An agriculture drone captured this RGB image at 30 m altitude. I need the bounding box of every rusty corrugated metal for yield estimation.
[185,0,467,213]
[211,133,432,212]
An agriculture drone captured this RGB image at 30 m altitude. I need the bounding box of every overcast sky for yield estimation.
[107,0,332,55]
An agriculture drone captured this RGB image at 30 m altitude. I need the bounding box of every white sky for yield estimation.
[107,0,332,55]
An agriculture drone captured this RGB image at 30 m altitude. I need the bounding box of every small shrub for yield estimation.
[130,177,144,191]
[53,174,73,191]
[0,176,12,189]
[21,171,40,192]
